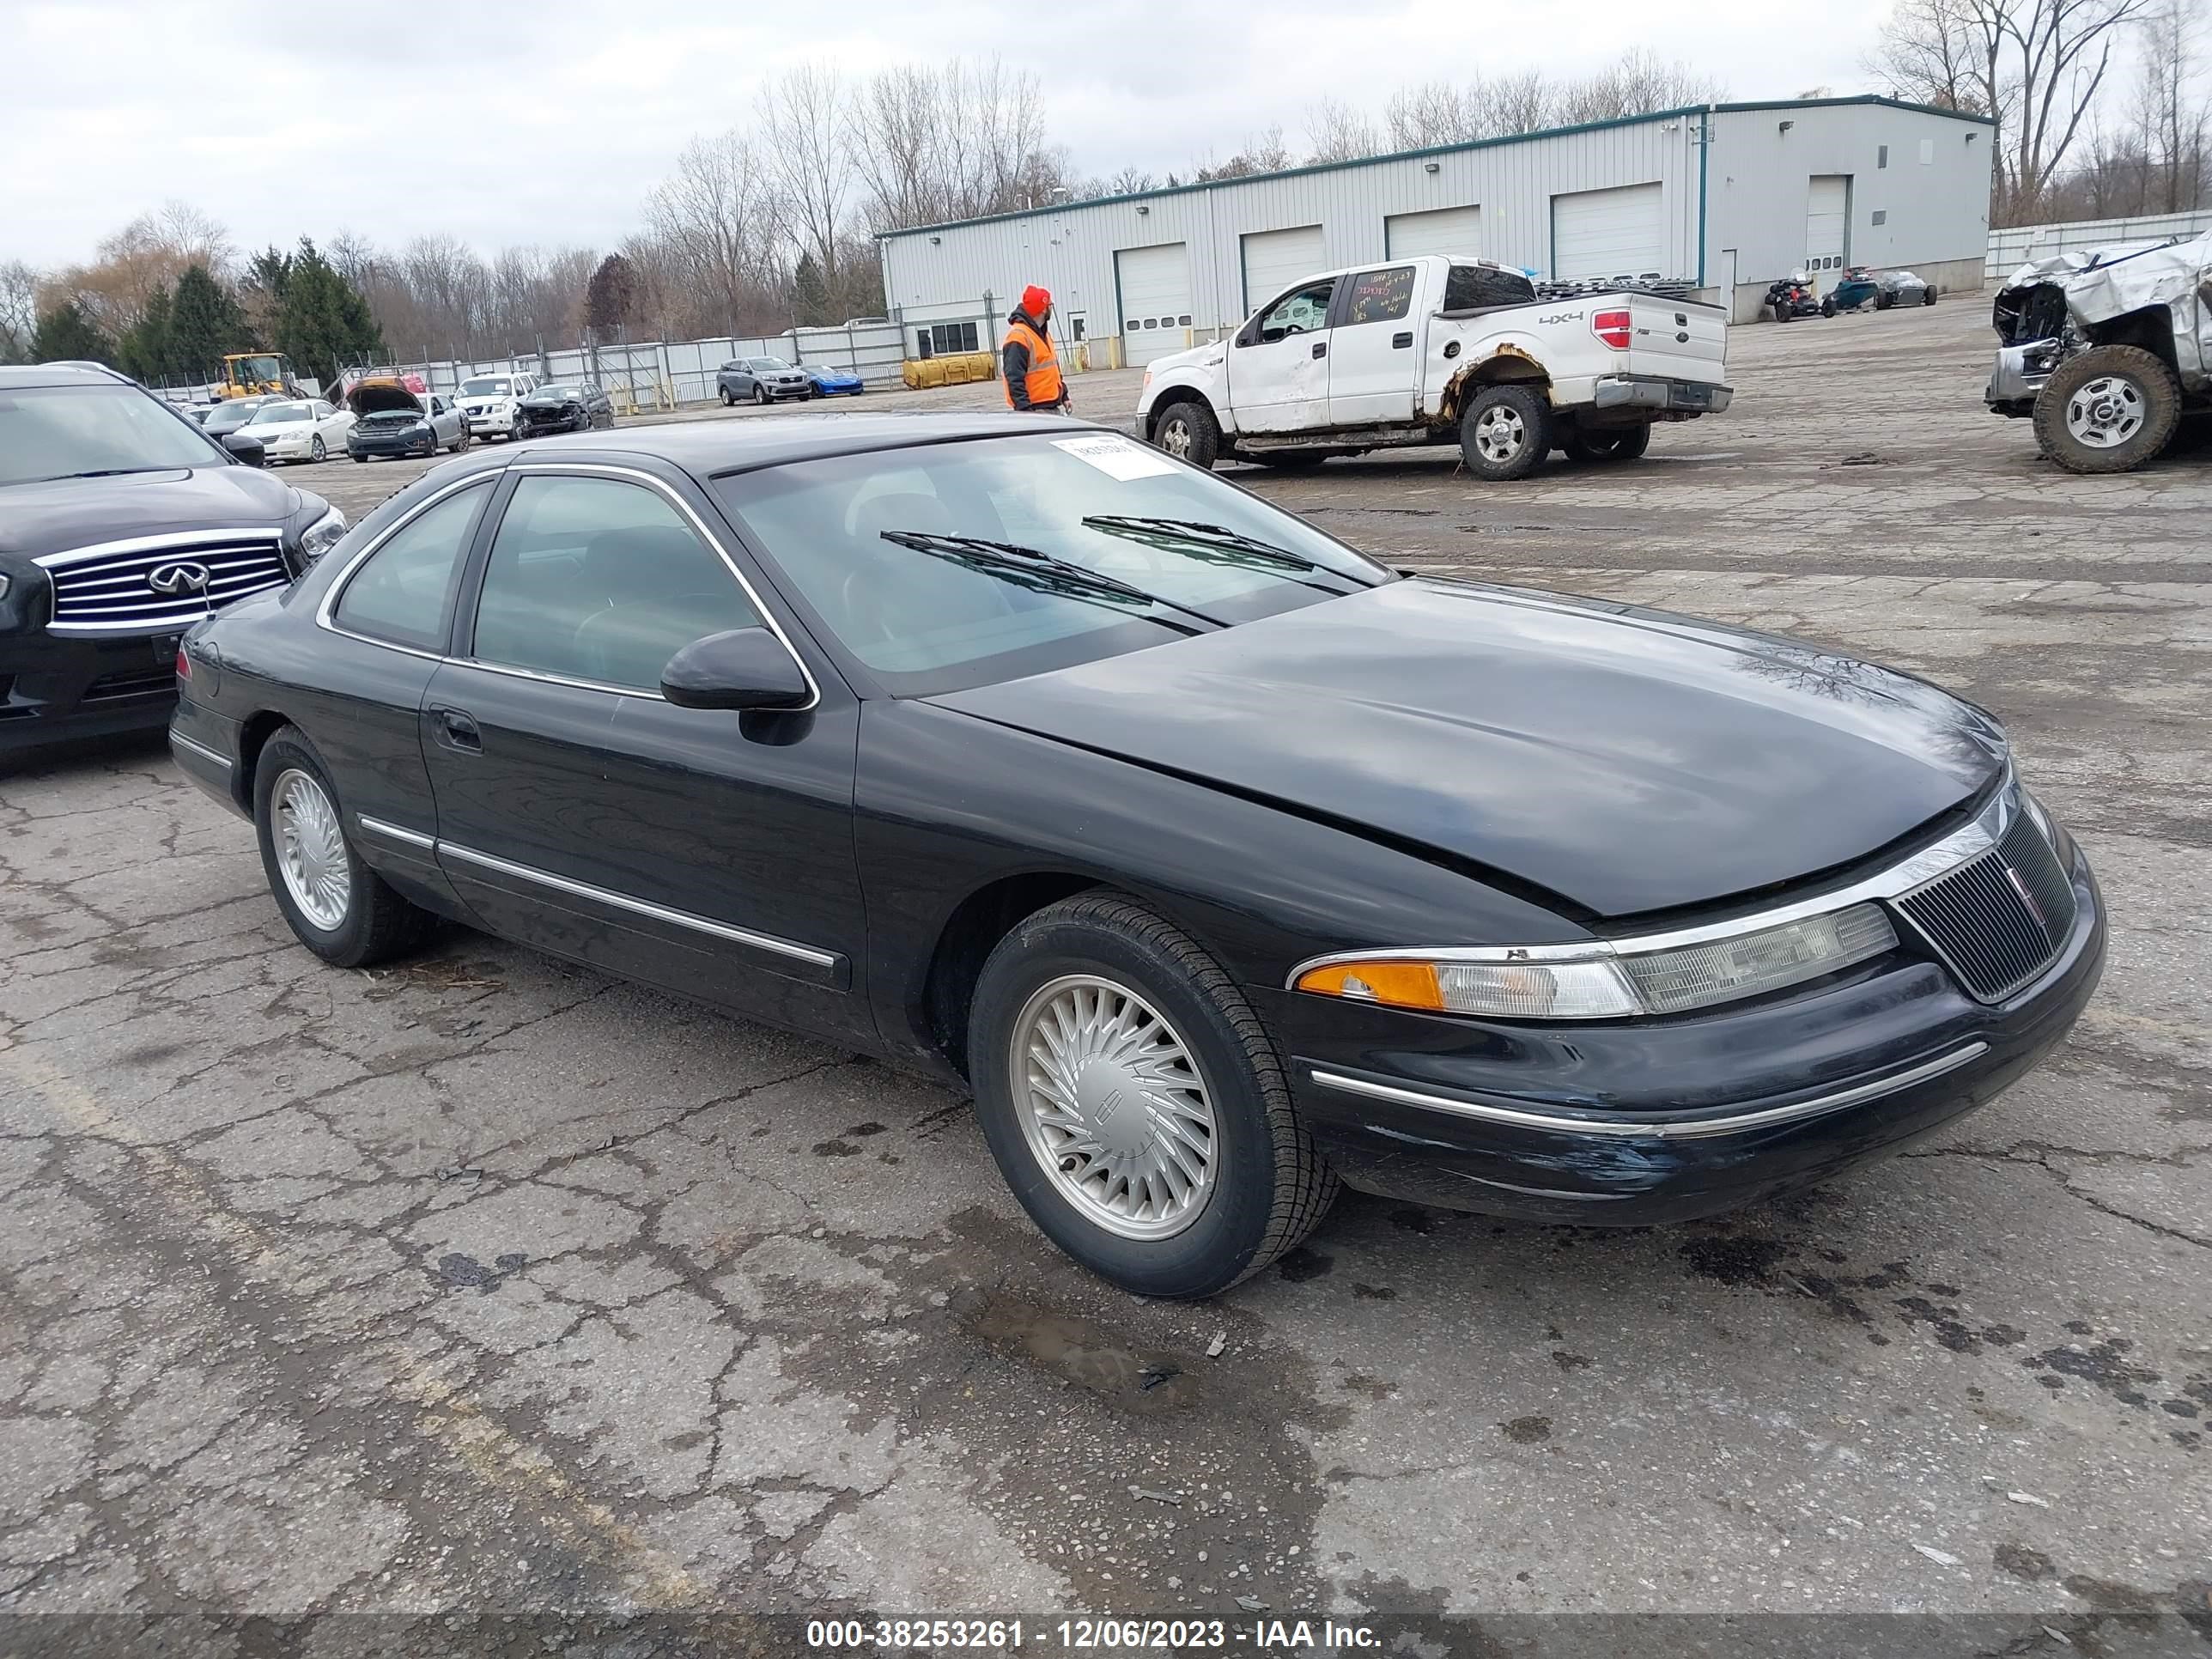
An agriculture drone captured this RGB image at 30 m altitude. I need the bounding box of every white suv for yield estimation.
[456,372,541,441]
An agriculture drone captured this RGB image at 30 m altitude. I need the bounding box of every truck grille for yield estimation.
[1894,816,2075,1002]
[41,532,290,635]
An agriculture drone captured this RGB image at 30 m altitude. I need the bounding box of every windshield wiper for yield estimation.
[1079,515,1362,594]
[27,466,180,483]
[877,531,1224,632]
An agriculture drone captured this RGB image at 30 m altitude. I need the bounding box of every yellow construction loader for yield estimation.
[218,353,303,398]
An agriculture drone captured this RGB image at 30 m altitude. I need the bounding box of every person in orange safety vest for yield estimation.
[1000,285,1068,411]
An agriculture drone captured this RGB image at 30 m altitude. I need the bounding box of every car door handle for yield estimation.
[1311,341,1328,359]
[1391,331,1413,349]
[431,707,481,753]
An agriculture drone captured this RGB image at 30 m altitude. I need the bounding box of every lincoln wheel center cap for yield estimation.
[1074,1058,1157,1158]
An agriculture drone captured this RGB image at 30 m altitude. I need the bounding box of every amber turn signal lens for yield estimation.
[1292,960,1447,1012]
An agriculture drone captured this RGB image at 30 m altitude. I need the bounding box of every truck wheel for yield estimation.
[1460,385,1551,482]
[1150,399,1220,469]
[1564,423,1651,464]
[2033,346,2181,475]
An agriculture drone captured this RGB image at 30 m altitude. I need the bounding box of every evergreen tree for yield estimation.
[31,301,113,364]
[273,239,385,389]
[118,285,175,382]
[167,262,251,380]
[583,252,637,339]
[792,252,831,328]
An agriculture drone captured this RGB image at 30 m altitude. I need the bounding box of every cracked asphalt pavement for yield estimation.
[3,299,2209,1652]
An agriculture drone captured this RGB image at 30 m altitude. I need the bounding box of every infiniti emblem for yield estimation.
[2005,865,2048,928]
[147,561,212,595]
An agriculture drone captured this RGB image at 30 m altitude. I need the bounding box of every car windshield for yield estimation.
[460,378,513,396]
[750,358,792,372]
[534,385,580,398]
[202,401,263,434]
[0,383,227,487]
[250,402,311,425]
[716,431,1392,696]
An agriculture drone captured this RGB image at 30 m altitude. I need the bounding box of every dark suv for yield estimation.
[0,364,349,757]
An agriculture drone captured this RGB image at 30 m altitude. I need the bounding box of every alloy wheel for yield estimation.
[2063,375,2145,449]
[1009,974,1218,1241]
[1158,415,1194,459]
[1474,404,1528,465]
[271,769,349,930]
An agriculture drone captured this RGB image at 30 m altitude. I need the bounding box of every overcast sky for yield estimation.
[8,0,1943,268]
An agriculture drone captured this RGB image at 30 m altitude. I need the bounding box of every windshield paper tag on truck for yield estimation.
[1052,434,1178,481]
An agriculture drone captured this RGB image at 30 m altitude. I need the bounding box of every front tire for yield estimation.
[1563,422,1651,463]
[753,384,770,406]
[1150,399,1220,469]
[1820,296,1837,318]
[1923,286,1938,306]
[968,894,1337,1298]
[1459,384,1552,481]
[252,728,433,968]
[2033,346,2182,475]
[310,434,326,462]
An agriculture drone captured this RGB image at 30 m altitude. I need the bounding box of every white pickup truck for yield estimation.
[1135,255,1730,481]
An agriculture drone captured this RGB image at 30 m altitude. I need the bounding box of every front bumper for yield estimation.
[1,627,185,757]
[464,412,519,435]
[1268,843,2103,1223]
[1986,340,2062,416]
[349,428,438,457]
[1591,374,1733,416]
[516,411,586,434]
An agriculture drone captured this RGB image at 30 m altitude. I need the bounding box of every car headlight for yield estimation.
[0,573,10,601]
[299,505,349,562]
[1295,902,1899,1020]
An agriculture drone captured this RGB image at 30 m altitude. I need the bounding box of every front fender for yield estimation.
[1138,352,1234,434]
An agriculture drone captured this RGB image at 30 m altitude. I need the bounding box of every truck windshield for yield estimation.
[460,378,512,396]
[0,385,227,488]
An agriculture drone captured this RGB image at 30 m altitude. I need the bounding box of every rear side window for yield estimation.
[471,475,760,693]
[332,482,489,652]
[1443,264,1535,311]
[1343,266,1416,325]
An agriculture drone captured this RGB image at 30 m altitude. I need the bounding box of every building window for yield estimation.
[1871,210,1888,226]
[921,321,978,358]
[1878,144,1889,168]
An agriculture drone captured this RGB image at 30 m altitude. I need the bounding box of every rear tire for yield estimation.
[1563,422,1651,464]
[720,386,735,407]
[1149,399,1221,470]
[968,893,1337,1298]
[1459,384,1552,481]
[2033,345,2182,475]
[252,727,434,969]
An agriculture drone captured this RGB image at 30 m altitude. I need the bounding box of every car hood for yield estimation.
[928,579,2007,920]
[1145,340,1224,380]
[0,465,307,561]
[348,381,428,417]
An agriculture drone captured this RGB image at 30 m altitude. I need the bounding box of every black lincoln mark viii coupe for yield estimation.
[169,413,2104,1297]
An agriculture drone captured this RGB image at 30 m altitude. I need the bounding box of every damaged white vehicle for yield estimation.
[1986,230,2212,473]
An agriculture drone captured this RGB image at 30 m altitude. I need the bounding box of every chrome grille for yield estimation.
[1894,816,2075,1002]
[40,532,289,635]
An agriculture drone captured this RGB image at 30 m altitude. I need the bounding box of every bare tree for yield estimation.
[1381,56,1722,150]
[1304,97,1382,164]
[849,57,1060,229]
[2131,1,2208,211]
[642,130,788,335]
[766,65,851,285]
[1105,166,1158,196]
[1872,0,2150,220]
[40,201,235,337]
[0,259,38,363]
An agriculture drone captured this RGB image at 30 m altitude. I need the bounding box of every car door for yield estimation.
[308,473,497,915]
[1324,264,1420,426]
[1231,275,1340,433]
[418,462,875,1045]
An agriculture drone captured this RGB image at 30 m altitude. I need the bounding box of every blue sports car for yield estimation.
[800,362,866,396]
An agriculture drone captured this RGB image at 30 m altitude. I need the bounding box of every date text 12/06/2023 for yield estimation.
[805,1617,1383,1650]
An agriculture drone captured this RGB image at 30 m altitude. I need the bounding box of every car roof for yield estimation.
[1,363,136,390]
[509,410,1091,476]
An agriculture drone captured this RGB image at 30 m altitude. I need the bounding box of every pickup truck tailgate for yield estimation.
[1624,295,1727,385]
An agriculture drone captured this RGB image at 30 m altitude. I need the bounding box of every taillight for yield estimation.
[1592,309,1632,350]
[174,647,191,680]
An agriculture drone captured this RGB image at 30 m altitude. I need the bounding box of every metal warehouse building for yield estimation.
[878,95,1993,368]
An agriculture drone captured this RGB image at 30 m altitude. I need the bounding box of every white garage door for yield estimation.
[1385,204,1483,261]
[1804,174,1850,291]
[1115,242,1194,368]
[1550,183,1666,281]
[1239,225,1327,315]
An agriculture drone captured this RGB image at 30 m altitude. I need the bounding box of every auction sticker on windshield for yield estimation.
[1052,433,1178,481]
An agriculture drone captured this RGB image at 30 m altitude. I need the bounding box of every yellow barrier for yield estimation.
[899,351,997,392]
